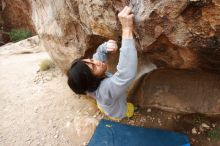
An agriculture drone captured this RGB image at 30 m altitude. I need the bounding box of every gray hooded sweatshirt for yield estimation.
[88,39,137,119]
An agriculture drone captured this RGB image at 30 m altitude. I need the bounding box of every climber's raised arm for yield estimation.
[93,40,118,62]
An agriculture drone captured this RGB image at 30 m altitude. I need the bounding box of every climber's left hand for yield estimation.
[107,40,118,53]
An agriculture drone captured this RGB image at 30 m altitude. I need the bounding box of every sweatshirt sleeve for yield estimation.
[98,39,137,99]
[93,42,108,62]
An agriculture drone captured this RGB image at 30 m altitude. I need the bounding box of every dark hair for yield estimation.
[67,58,104,95]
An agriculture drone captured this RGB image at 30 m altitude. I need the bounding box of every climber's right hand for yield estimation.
[118,6,134,39]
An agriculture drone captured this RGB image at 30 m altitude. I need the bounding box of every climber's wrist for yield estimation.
[122,29,133,39]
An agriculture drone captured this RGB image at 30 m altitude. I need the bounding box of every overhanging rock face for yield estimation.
[5,0,220,114]
[28,0,220,74]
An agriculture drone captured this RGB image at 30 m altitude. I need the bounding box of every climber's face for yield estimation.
[82,59,107,77]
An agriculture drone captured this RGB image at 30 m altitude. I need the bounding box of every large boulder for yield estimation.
[27,0,220,74]
[1,0,36,33]
[129,69,220,115]
[4,0,220,114]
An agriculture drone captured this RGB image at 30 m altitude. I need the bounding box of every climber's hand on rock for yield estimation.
[118,6,134,39]
[107,40,118,53]
[118,6,134,31]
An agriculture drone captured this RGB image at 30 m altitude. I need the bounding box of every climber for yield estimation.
[67,6,137,120]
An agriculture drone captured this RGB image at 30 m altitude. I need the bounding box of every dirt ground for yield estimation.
[0,37,103,146]
[0,37,220,146]
[122,108,220,146]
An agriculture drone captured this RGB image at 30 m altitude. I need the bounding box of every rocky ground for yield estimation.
[0,36,220,146]
[122,108,220,146]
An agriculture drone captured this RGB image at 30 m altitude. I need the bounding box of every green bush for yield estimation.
[208,128,220,140]
[8,29,32,42]
[39,59,55,71]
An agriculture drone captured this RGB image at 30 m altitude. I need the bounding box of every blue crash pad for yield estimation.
[88,119,190,146]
